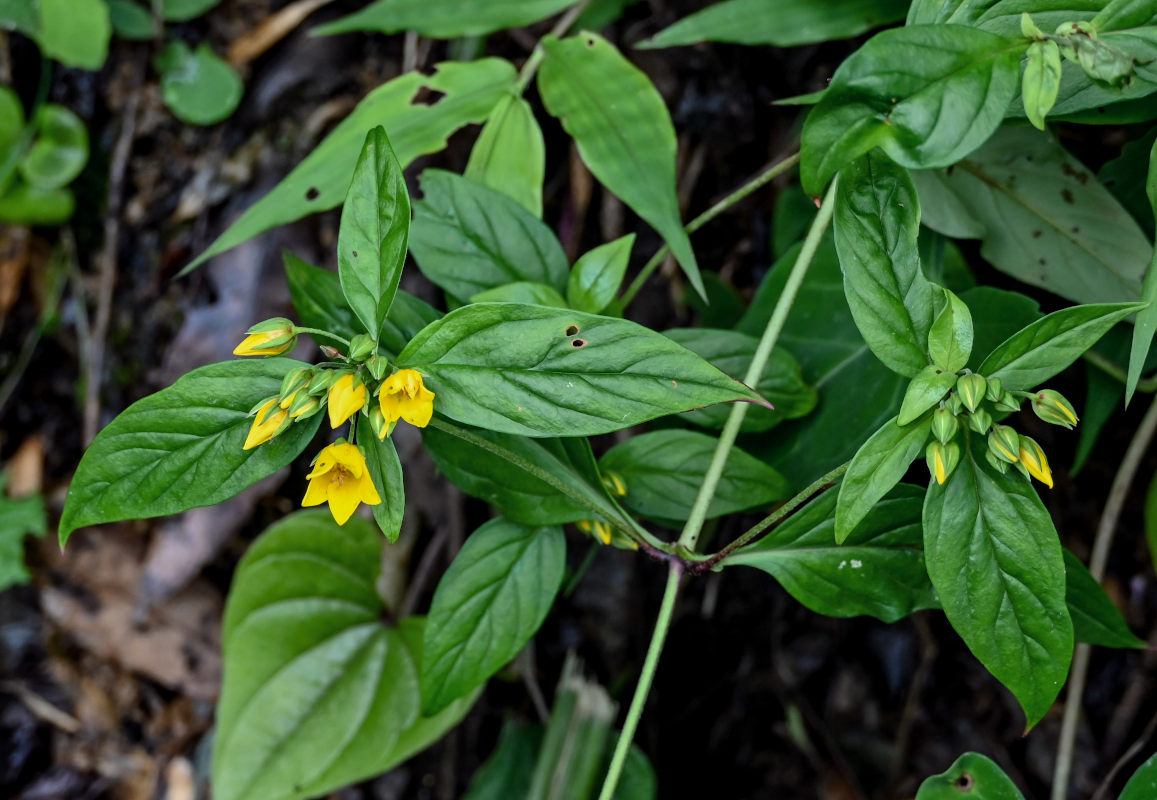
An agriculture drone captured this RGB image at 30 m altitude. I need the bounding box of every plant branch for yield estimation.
[1082,350,1157,393]
[293,326,352,348]
[515,0,589,92]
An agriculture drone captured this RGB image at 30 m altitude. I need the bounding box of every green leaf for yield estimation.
[567,234,635,314]
[154,41,244,126]
[162,0,219,21]
[215,511,476,800]
[912,128,1153,305]
[422,518,565,714]
[915,753,1025,800]
[927,287,973,373]
[0,181,74,224]
[464,723,543,800]
[834,152,934,376]
[639,0,908,48]
[397,303,762,437]
[0,86,24,158]
[1023,40,1063,130]
[923,450,1072,728]
[1126,136,1157,405]
[978,302,1145,391]
[356,417,405,543]
[39,0,110,69]
[472,282,568,308]
[0,482,46,592]
[836,414,932,543]
[1064,548,1145,649]
[665,327,816,433]
[960,286,1041,371]
[0,0,38,35]
[59,359,322,545]
[410,169,569,301]
[18,104,88,190]
[465,94,545,218]
[538,33,703,298]
[1120,752,1157,800]
[313,0,575,38]
[600,430,790,523]
[801,25,1021,195]
[727,484,937,623]
[338,127,410,340]
[186,59,516,271]
[107,0,155,39]
[897,366,957,426]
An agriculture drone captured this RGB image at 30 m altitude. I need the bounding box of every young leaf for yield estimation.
[314,0,575,38]
[897,366,957,426]
[465,94,545,218]
[338,127,410,339]
[1023,39,1063,130]
[356,417,405,543]
[567,234,635,314]
[154,41,243,126]
[107,0,154,40]
[472,282,569,308]
[1126,135,1157,405]
[923,451,1073,729]
[835,414,932,543]
[410,170,569,301]
[600,430,790,523]
[978,302,1145,391]
[538,33,704,299]
[39,0,110,70]
[915,753,1025,800]
[727,484,937,623]
[927,287,973,373]
[186,59,516,271]
[1120,752,1157,800]
[800,25,1022,195]
[215,512,476,800]
[396,303,763,437]
[19,105,88,190]
[422,518,565,714]
[59,359,322,546]
[1064,548,1145,649]
[834,151,934,376]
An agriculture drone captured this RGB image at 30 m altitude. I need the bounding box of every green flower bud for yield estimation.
[367,405,392,440]
[1031,389,1079,429]
[279,366,313,406]
[967,407,993,435]
[985,449,1010,474]
[602,471,628,497]
[366,354,389,381]
[985,377,1003,403]
[988,424,1021,464]
[1018,435,1054,488]
[926,440,961,486]
[931,408,959,445]
[946,393,964,416]
[956,373,987,413]
[307,369,341,396]
[348,333,376,362]
[288,393,321,420]
[995,391,1021,413]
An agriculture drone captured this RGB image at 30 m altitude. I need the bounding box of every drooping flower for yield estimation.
[1018,435,1054,489]
[233,318,296,357]
[328,373,367,429]
[302,442,382,525]
[379,369,435,429]
[244,398,288,450]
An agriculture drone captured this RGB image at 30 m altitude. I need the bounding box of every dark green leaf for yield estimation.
[313,0,575,38]
[357,417,405,542]
[1120,752,1157,800]
[472,282,568,308]
[915,752,1025,800]
[567,235,635,314]
[19,104,88,190]
[836,415,931,542]
[107,0,155,39]
[727,484,937,623]
[463,723,542,800]
[1126,135,1157,405]
[465,94,545,218]
[39,0,109,69]
[59,359,322,545]
[162,0,219,21]
[923,450,1072,728]
[154,41,243,126]
[1064,548,1145,649]
[422,518,565,713]
[897,367,957,426]
[538,33,703,298]
[397,303,762,437]
[927,287,973,374]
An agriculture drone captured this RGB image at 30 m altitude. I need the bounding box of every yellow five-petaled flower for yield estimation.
[378,369,435,432]
[302,442,382,525]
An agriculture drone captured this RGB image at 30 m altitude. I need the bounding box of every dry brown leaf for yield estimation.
[6,434,44,497]
[228,0,337,68]
[0,225,30,317]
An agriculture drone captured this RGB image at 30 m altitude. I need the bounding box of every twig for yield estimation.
[399,526,448,619]
[1091,706,1157,800]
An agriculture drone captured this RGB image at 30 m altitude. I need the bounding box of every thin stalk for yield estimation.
[1082,350,1157,393]
[516,1,589,93]
[596,179,841,800]
[619,152,801,308]
[293,326,352,348]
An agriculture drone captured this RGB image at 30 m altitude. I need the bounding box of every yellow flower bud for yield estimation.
[602,471,628,497]
[1031,389,1079,429]
[926,440,960,486]
[243,398,289,450]
[233,318,296,357]
[1018,435,1053,488]
[577,519,613,545]
[328,373,367,429]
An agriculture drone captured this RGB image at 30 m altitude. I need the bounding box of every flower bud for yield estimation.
[320,345,343,360]
[602,471,628,497]
[328,372,367,429]
[967,407,993,435]
[279,367,314,408]
[985,377,1003,403]
[307,369,340,396]
[956,373,987,413]
[288,393,321,420]
[233,317,296,357]
[366,354,389,381]
[348,333,376,362]
[1018,435,1054,488]
[988,424,1021,464]
[931,408,959,445]
[946,393,964,416]
[367,405,394,440]
[577,519,614,545]
[995,391,1021,413]
[985,449,1010,474]
[1031,389,1079,429]
[926,440,960,486]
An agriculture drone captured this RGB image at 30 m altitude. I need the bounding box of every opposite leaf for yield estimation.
[422,518,565,714]
[465,94,546,218]
[836,414,932,542]
[357,417,405,543]
[567,234,636,314]
[60,359,321,545]
[1120,752,1157,800]
[915,752,1025,800]
[396,303,762,437]
[927,287,973,373]
[897,366,958,426]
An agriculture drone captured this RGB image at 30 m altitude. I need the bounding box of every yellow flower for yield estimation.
[302,442,382,525]
[243,398,288,450]
[328,373,367,429]
[233,318,296,356]
[1018,435,1054,489]
[379,369,435,429]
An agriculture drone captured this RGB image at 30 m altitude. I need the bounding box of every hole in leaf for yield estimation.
[565,324,580,337]
[305,187,320,201]
[412,87,447,107]
[954,773,974,792]
[571,339,587,348]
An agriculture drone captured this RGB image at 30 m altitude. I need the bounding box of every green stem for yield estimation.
[596,562,682,800]
[293,326,352,348]
[516,0,590,93]
[619,152,801,309]
[1082,350,1157,393]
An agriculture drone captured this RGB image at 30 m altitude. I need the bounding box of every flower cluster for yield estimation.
[234,321,436,525]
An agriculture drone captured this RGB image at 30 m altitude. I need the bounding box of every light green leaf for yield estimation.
[1120,752,1157,800]
[800,25,1022,195]
[472,282,568,308]
[465,94,545,217]
[923,450,1072,728]
[1126,136,1157,405]
[338,127,410,339]
[0,0,38,35]
[154,41,244,126]
[186,58,517,271]
[107,0,155,39]
[567,234,635,314]
[18,104,88,190]
[397,303,762,437]
[1023,39,1063,130]
[356,417,405,542]
[600,430,790,523]
[538,33,703,298]
[915,752,1025,800]
[927,287,973,373]
[0,182,74,224]
[897,366,957,426]
[836,414,932,543]
[912,128,1153,304]
[1064,548,1145,649]
[978,302,1145,390]
[422,518,565,714]
[314,0,575,38]
[39,0,110,69]
[834,151,934,376]
[0,480,46,592]
[162,0,219,21]
[727,484,937,623]
[640,0,908,48]
[410,169,569,301]
[0,86,24,158]
[59,359,322,545]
